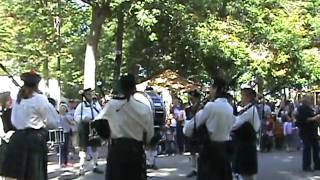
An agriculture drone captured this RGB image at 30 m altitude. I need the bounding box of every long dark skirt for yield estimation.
[1,128,48,180]
[0,141,8,175]
[107,138,146,180]
[197,141,232,180]
[233,142,258,175]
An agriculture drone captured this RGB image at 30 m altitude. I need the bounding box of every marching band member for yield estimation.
[95,74,154,180]
[1,70,59,180]
[232,84,261,180]
[184,78,234,180]
[74,88,103,175]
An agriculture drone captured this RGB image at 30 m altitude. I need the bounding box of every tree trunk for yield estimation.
[257,75,264,97]
[83,4,110,89]
[44,57,49,86]
[112,12,125,93]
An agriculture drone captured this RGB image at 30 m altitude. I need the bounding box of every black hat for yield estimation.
[189,90,201,98]
[20,70,41,87]
[211,77,227,88]
[79,88,93,95]
[83,88,93,93]
[119,74,136,93]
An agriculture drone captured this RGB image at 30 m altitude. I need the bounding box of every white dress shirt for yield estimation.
[183,98,235,142]
[233,104,261,132]
[74,101,102,122]
[95,96,154,143]
[11,93,59,130]
[0,117,5,145]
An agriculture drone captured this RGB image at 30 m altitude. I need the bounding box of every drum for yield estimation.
[134,91,166,147]
[134,91,166,127]
[47,128,65,145]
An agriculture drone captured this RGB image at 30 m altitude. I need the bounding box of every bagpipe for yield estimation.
[0,63,21,88]
[187,98,211,147]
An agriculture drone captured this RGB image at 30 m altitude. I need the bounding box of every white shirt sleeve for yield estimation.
[183,106,209,137]
[233,106,261,132]
[144,108,154,143]
[39,97,59,129]
[11,104,18,128]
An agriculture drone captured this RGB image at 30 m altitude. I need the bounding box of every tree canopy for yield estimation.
[0,0,319,98]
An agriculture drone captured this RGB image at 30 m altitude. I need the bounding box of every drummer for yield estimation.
[1,70,59,180]
[74,88,103,175]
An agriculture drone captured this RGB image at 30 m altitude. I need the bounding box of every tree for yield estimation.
[81,0,111,89]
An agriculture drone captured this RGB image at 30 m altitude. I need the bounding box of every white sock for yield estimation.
[79,151,86,169]
[145,150,154,165]
[92,151,99,168]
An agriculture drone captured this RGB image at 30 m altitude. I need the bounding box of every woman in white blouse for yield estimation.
[95,74,154,180]
[1,71,59,180]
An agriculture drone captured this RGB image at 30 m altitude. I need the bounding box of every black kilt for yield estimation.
[0,140,8,175]
[107,138,146,180]
[233,142,257,175]
[197,141,232,180]
[78,121,101,149]
[232,122,258,175]
[0,128,48,180]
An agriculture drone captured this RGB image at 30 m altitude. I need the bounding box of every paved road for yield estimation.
[48,150,320,180]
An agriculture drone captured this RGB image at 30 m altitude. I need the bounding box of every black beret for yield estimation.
[20,70,41,87]
[211,77,227,88]
[119,74,136,92]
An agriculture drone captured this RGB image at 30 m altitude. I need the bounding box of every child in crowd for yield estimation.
[283,119,295,152]
[165,119,176,155]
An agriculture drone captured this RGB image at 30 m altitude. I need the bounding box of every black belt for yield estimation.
[17,127,45,132]
[111,138,143,146]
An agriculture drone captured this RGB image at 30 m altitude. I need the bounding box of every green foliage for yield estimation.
[0,0,319,97]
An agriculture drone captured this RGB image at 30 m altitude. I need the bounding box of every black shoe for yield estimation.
[314,166,320,171]
[93,167,103,174]
[186,170,197,178]
[303,167,313,172]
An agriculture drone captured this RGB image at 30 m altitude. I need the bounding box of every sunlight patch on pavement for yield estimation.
[309,176,320,180]
[147,168,178,177]
[148,171,170,177]
[158,168,177,172]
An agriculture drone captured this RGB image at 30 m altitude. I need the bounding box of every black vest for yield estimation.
[1,108,15,132]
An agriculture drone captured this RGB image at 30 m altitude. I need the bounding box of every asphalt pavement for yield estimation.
[48,149,320,180]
